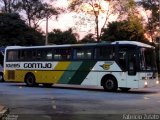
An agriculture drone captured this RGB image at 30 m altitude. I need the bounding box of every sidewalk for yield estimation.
[0,105,9,119]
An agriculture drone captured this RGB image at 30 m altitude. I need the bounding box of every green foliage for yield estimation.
[0,0,59,30]
[24,28,44,45]
[137,0,159,22]
[100,16,146,42]
[137,0,159,41]
[0,13,44,46]
[68,0,83,11]
[48,28,77,45]
[20,0,59,29]
[119,0,137,16]
[0,0,21,13]
[68,0,139,42]
[78,34,96,43]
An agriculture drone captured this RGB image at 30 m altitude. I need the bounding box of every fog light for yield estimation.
[156,80,159,84]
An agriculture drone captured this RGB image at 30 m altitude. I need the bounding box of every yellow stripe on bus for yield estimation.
[51,61,71,83]
[12,62,71,84]
[33,62,71,83]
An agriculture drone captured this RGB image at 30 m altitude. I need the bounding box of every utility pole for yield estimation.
[95,13,100,42]
[45,13,49,45]
[94,3,100,43]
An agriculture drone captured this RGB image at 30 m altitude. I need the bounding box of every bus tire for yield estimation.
[25,73,36,87]
[42,83,53,87]
[102,76,118,92]
[119,87,130,92]
[0,72,4,82]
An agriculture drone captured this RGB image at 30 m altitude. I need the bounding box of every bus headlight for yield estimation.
[144,81,148,86]
[156,80,159,84]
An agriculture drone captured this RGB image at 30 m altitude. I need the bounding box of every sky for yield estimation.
[39,0,149,40]
[40,0,88,39]
[40,0,74,32]
[40,0,119,39]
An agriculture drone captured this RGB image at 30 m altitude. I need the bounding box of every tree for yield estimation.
[0,0,21,13]
[24,27,45,45]
[137,0,160,72]
[100,16,146,42]
[78,33,96,43]
[0,13,44,46]
[19,0,59,29]
[0,0,60,30]
[68,0,137,42]
[137,0,159,42]
[48,29,77,45]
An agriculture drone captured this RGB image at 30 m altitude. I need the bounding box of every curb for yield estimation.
[0,106,9,119]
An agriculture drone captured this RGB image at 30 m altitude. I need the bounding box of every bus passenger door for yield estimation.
[126,52,139,88]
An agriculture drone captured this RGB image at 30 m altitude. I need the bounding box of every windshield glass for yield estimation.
[139,48,157,71]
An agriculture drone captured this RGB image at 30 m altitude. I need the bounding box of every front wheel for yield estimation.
[103,77,118,92]
[25,73,36,87]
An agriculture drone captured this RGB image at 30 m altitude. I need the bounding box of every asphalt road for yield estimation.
[0,83,160,120]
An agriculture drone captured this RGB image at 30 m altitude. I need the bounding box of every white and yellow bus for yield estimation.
[3,41,159,91]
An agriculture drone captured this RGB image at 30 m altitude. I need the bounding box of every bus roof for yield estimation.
[112,41,153,48]
[5,43,101,49]
[5,41,153,49]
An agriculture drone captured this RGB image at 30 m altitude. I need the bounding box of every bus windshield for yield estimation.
[140,48,157,71]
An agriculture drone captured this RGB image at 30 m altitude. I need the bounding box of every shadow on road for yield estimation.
[7,82,159,95]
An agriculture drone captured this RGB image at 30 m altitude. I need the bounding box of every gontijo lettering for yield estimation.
[24,63,52,69]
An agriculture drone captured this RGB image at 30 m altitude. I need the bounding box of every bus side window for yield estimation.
[41,51,47,60]
[24,51,32,61]
[118,51,127,70]
[7,51,19,61]
[32,51,37,60]
[53,48,71,60]
[19,50,24,60]
[20,50,28,61]
[96,46,114,60]
[73,48,92,60]
[41,49,53,60]
[36,50,42,60]
[46,52,53,60]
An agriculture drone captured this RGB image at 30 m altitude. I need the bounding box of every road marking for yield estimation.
[144,97,150,100]
[51,97,56,109]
